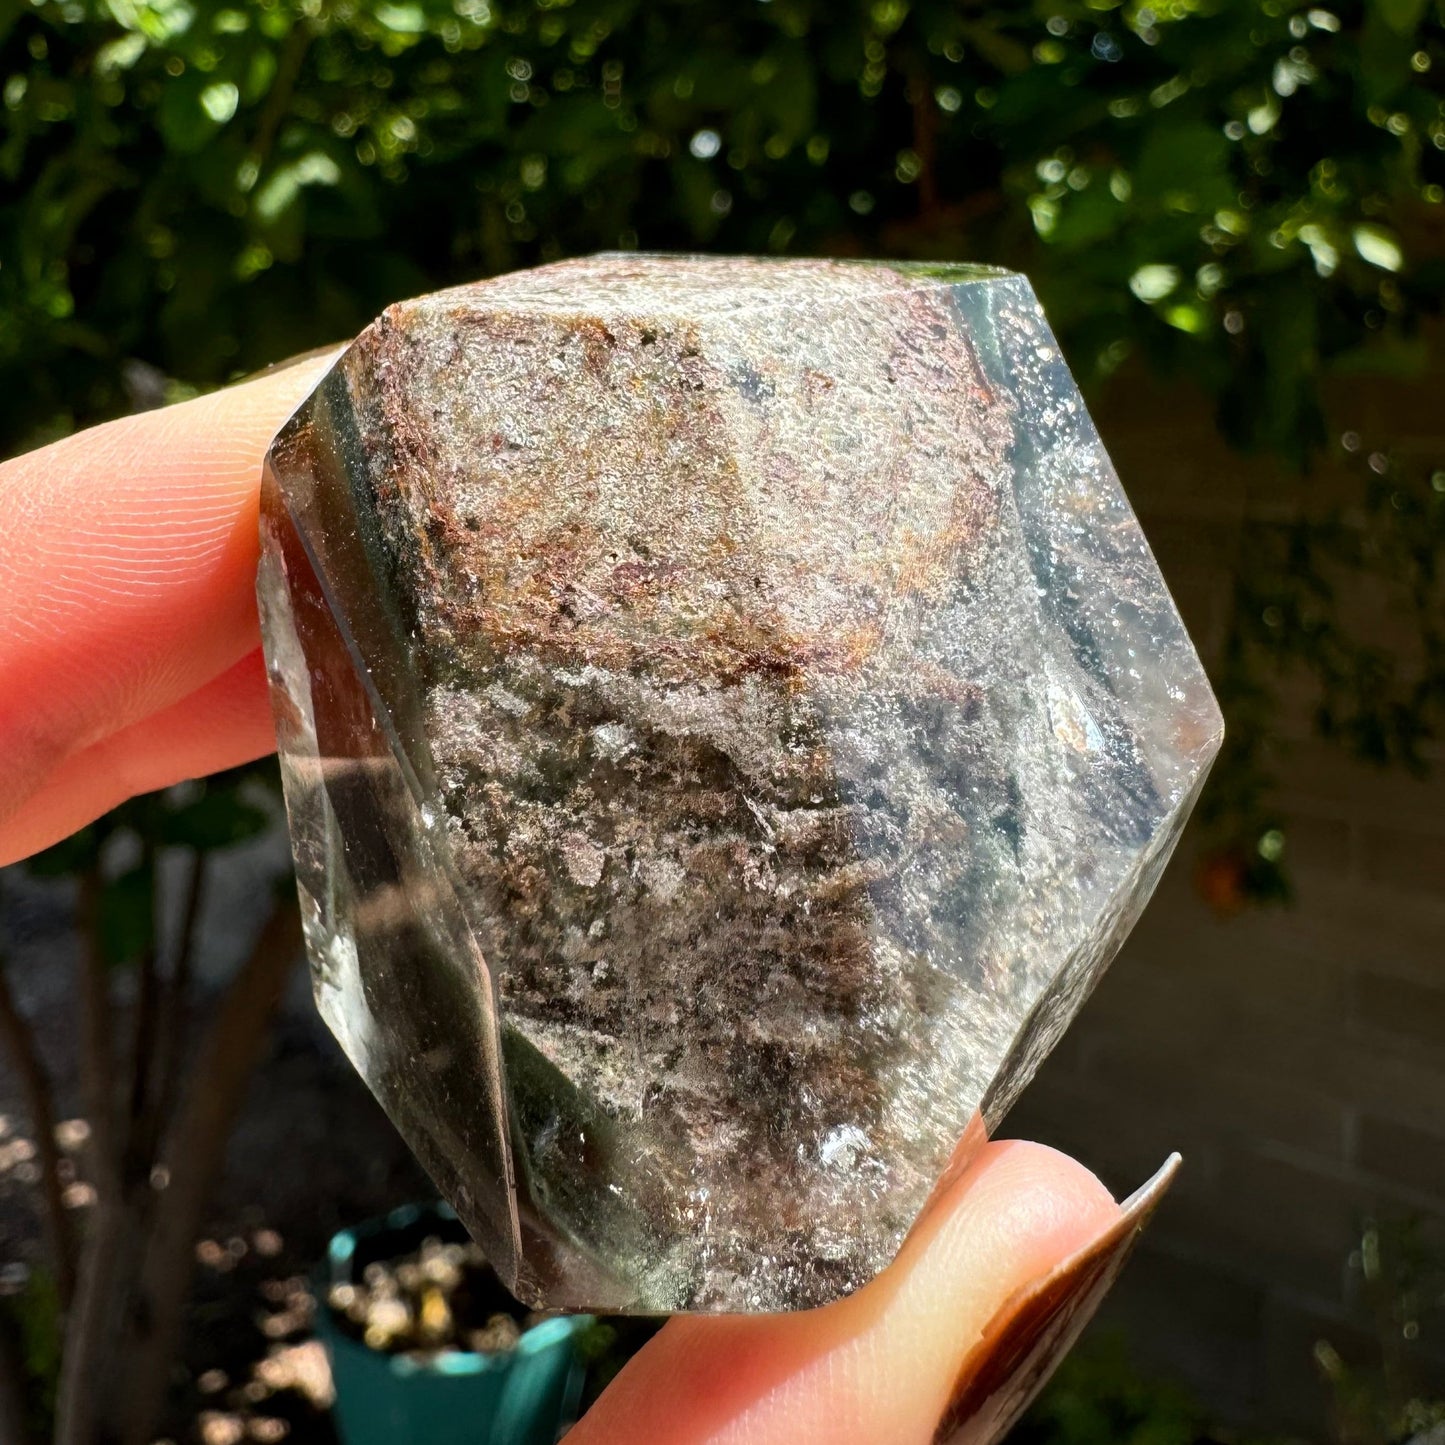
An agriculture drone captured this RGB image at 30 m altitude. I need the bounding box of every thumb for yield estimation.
[570,1140,1178,1445]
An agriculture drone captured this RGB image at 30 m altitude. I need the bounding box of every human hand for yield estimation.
[0,361,1175,1443]
[0,353,342,865]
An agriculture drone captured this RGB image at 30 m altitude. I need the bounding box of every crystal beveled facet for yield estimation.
[257,255,1222,1314]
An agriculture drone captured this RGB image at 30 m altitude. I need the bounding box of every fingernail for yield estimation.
[933,1152,1181,1445]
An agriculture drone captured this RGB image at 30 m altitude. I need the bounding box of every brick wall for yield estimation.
[1007,363,1445,1430]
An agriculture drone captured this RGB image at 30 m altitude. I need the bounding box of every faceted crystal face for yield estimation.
[257,255,1223,1313]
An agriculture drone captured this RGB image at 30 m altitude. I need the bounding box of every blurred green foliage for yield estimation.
[1199,432,1445,904]
[2,0,1441,456]
[24,765,271,966]
[1320,1215,1445,1445]
[1019,1214,1445,1445]
[0,1271,61,1442]
[1016,1336,1249,1445]
[2,0,1444,890]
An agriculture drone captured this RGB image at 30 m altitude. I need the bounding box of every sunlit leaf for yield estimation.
[1129,264,1180,301]
[200,80,238,124]
[1353,224,1404,271]
[1162,302,1207,333]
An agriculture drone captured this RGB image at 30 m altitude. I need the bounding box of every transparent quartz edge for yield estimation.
[261,395,664,1312]
[951,274,1223,1121]
[258,459,641,1311]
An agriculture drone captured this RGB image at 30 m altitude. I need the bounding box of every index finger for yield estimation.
[0,352,340,861]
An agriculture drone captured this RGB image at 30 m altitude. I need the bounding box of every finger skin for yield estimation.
[570,1140,1122,1445]
[0,650,274,866]
[0,354,338,858]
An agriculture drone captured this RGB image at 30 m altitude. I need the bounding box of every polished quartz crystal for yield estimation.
[257,255,1223,1313]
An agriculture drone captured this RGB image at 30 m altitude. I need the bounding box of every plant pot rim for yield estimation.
[317,1201,594,1379]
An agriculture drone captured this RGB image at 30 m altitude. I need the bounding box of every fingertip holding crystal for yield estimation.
[256,255,1222,1314]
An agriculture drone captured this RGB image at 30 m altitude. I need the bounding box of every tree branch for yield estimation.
[0,955,74,1308]
[54,1197,130,1445]
[74,867,118,1198]
[55,867,129,1445]
[0,1307,35,1445]
[245,19,313,180]
[115,891,301,1445]
[125,845,160,1184]
[907,57,940,221]
[136,848,206,1169]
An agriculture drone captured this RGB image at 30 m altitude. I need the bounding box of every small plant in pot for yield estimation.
[315,1203,593,1445]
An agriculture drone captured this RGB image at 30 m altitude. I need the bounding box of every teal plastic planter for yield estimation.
[316,1204,592,1445]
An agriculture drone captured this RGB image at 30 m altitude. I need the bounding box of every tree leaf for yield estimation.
[98,861,155,969]
[155,789,269,850]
